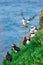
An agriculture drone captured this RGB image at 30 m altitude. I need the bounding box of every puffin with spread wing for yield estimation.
[21,12,36,28]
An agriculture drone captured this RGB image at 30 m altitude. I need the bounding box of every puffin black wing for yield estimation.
[14,47,20,52]
[28,15,37,21]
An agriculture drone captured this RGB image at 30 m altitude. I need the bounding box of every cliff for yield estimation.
[3,29,43,65]
[39,9,43,29]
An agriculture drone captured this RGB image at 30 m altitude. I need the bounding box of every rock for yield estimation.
[39,9,43,29]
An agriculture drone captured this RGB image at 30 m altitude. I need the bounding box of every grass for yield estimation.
[3,29,43,65]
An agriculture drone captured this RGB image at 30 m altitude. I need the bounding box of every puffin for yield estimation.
[30,26,38,39]
[26,34,30,44]
[21,12,36,28]
[6,51,12,62]
[11,44,20,53]
[30,26,38,34]
[34,27,38,33]
[30,26,36,34]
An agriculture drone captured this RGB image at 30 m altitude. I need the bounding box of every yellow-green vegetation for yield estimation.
[39,9,43,29]
[3,29,43,65]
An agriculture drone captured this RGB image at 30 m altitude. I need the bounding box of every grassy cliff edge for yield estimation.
[3,29,43,65]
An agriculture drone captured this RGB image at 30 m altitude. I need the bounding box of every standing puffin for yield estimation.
[34,27,38,33]
[11,44,20,53]
[30,26,36,34]
[6,51,12,62]
[26,34,30,44]
[30,26,38,34]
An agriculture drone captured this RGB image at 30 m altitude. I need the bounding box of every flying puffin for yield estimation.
[21,12,36,28]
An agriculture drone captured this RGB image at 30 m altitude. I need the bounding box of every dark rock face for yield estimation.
[39,9,43,29]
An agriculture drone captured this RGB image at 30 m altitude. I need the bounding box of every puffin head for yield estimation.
[11,44,16,47]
